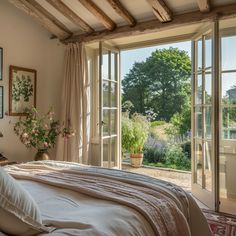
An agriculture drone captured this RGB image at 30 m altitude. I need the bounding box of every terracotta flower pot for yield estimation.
[130,153,143,168]
[34,149,50,161]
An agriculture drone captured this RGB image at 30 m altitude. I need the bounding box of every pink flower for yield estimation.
[44,142,48,148]
[22,133,28,138]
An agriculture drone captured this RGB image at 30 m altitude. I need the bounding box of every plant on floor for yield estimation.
[122,113,150,167]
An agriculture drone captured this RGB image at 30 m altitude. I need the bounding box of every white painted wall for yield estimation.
[0,0,65,162]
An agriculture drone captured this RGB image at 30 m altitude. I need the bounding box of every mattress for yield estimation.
[4,161,212,236]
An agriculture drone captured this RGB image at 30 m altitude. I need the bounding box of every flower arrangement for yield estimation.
[14,107,74,150]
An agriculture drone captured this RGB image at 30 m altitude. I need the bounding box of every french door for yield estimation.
[192,23,219,209]
[98,42,121,169]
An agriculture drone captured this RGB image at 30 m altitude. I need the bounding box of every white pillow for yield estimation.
[0,167,50,236]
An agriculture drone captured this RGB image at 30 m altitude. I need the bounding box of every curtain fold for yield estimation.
[56,42,89,164]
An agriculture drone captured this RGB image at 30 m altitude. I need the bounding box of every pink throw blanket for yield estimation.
[6,162,191,236]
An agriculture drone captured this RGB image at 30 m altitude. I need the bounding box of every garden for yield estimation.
[121,47,192,171]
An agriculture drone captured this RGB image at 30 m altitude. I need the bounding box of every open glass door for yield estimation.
[99,42,121,169]
[192,24,216,209]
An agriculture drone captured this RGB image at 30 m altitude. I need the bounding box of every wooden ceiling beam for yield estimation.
[78,0,116,30]
[8,0,70,39]
[105,0,136,26]
[46,0,93,33]
[26,0,72,35]
[63,3,236,44]
[197,0,211,13]
[146,0,172,22]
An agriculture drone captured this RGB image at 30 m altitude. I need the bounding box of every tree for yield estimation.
[122,62,151,114]
[122,47,191,122]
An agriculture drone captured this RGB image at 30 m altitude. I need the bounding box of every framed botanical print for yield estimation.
[0,86,3,119]
[9,66,37,116]
[0,48,2,81]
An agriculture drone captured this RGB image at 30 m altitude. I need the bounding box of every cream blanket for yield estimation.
[5,161,199,236]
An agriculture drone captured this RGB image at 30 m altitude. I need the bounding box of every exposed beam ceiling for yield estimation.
[197,0,211,12]
[105,0,136,26]
[26,0,72,35]
[78,0,116,30]
[46,0,93,33]
[146,0,172,22]
[64,3,236,44]
[8,0,70,39]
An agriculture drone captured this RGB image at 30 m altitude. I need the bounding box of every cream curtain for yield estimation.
[56,43,90,164]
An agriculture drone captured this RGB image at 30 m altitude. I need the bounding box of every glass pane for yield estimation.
[197,39,202,70]
[205,36,212,70]
[205,106,212,139]
[103,109,109,136]
[205,73,212,104]
[222,107,236,139]
[196,74,202,104]
[195,140,203,186]
[103,81,109,107]
[111,82,117,107]
[221,72,236,105]
[111,109,117,135]
[102,52,109,80]
[221,36,236,71]
[103,139,108,163]
[195,106,202,137]
[111,52,116,81]
[111,137,118,165]
[204,141,212,191]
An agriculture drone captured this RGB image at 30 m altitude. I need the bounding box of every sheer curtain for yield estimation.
[56,42,90,164]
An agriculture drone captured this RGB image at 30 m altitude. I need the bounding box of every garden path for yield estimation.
[122,163,191,192]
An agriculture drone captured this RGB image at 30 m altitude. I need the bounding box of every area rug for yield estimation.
[202,209,236,236]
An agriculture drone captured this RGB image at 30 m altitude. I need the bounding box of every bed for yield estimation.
[1,161,212,236]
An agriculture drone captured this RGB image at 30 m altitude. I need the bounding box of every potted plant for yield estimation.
[13,107,74,161]
[122,113,150,167]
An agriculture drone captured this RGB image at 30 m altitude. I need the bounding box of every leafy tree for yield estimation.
[122,62,151,114]
[122,48,191,122]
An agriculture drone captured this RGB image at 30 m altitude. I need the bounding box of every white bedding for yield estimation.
[4,161,213,236]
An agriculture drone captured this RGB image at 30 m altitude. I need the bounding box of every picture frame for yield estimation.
[0,48,2,81]
[0,86,3,119]
[9,65,37,116]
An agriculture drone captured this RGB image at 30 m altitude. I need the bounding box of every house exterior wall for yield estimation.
[0,0,65,162]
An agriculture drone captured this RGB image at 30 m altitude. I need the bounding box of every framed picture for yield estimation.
[0,48,2,81]
[9,66,37,116]
[0,86,3,119]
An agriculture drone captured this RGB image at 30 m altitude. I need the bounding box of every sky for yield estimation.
[120,41,191,81]
[120,37,236,98]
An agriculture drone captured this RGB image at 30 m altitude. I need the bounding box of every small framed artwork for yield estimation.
[0,86,3,119]
[0,48,2,81]
[9,65,37,116]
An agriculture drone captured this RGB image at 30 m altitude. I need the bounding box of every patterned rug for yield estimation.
[202,209,236,236]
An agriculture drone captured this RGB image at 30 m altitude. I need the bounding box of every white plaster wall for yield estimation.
[0,0,65,162]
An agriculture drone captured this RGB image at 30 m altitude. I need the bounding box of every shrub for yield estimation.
[122,113,150,154]
[150,120,166,127]
[165,144,191,170]
[181,141,191,159]
[143,146,166,163]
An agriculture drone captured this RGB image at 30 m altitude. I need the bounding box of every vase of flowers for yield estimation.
[34,149,50,161]
[14,107,74,161]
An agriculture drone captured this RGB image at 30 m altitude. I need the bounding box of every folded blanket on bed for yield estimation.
[6,161,191,236]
